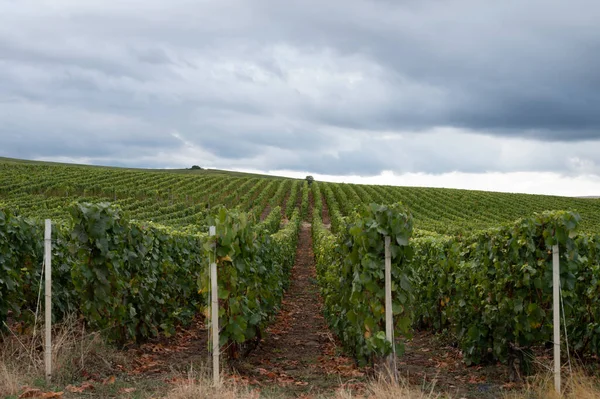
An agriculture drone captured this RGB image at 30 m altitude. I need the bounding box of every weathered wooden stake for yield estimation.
[553,244,561,394]
[44,219,52,382]
[384,236,396,382]
[209,226,220,387]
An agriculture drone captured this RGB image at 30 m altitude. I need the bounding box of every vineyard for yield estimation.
[2,157,600,396]
[2,158,600,234]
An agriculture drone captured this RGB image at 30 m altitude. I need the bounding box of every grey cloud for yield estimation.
[1,0,600,177]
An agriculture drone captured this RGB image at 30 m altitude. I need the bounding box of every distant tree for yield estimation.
[306,175,314,185]
[190,165,203,170]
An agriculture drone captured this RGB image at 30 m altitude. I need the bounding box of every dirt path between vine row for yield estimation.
[260,204,272,221]
[235,219,365,397]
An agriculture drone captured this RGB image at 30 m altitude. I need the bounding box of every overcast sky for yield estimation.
[1,0,600,195]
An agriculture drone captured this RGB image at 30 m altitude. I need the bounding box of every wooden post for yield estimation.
[209,226,220,387]
[553,244,560,394]
[384,236,396,382]
[44,220,52,382]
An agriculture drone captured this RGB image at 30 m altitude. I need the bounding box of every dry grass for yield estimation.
[0,361,23,397]
[0,314,128,396]
[166,374,442,399]
[165,368,261,399]
[335,374,442,399]
[3,317,600,399]
[335,369,600,399]
[503,369,600,399]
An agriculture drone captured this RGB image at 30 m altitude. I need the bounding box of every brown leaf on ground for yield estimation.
[118,387,137,393]
[102,375,116,385]
[19,389,63,399]
[164,377,195,385]
[40,393,63,398]
[257,368,277,379]
[66,382,94,393]
[19,388,42,398]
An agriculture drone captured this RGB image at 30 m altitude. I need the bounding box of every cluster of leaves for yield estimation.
[2,201,300,354]
[320,183,344,233]
[255,206,282,234]
[0,208,46,327]
[1,203,206,343]
[411,211,600,366]
[200,207,300,357]
[312,200,414,366]
[70,202,206,344]
[248,180,280,219]
[571,234,600,355]
[0,209,78,329]
[300,181,309,221]
[269,180,292,209]
[285,180,301,219]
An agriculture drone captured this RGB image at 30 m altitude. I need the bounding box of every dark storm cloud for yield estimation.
[1,0,600,176]
[248,0,600,137]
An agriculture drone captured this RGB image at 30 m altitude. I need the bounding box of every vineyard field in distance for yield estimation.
[2,157,600,234]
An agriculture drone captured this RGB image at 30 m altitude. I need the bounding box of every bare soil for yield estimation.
[398,331,517,398]
[261,204,272,221]
[235,221,365,397]
[124,317,210,376]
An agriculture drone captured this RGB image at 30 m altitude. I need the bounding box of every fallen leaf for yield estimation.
[18,389,63,399]
[103,375,116,385]
[119,387,137,393]
[257,368,277,379]
[19,388,42,398]
[66,382,95,393]
[41,393,63,398]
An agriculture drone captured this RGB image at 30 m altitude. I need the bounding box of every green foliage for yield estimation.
[285,180,301,219]
[320,183,344,233]
[411,211,596,365]
[255,206,282,234]
[70,202,206,344]
[200,207,300,356]
[312,181,323,217]
[3,160,600,234]
[0,208,86,329]
[571,234,600,355]
[301,181,309,221]
[6,159,600,369]
[0,208,44,328]
[313,202,414,366]
[249,180,280,220]
[2,200,298,354]
[317,181,600,235]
